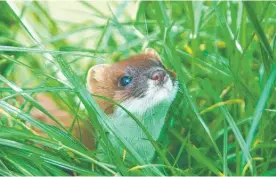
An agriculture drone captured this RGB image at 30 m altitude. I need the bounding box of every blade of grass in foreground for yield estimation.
[223,118,229,176]
[243,1,276,167]
[0,45,94,58]
[0,54,69,87]
[246,62,276,147]
[0,138,99,175]
[0,168,18,176]
[0,87,72,94]
[244,2,274,61]
[2,154,38,176]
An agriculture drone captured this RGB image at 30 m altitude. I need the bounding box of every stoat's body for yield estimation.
[87,48,178,161]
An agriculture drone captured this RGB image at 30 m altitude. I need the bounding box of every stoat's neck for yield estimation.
[107,102,171,161]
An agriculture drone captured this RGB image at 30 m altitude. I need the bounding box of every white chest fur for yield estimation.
[107,100,173,162]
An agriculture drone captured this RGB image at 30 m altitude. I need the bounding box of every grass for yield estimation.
[0,1,276,176]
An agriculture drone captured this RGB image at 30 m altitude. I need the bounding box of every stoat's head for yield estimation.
[86,48,178,116]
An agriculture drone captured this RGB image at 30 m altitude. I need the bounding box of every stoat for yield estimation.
[86,48,178,161]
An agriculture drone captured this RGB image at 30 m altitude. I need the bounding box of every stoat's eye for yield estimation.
[119,76,132,87]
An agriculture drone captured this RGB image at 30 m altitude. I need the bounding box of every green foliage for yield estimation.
[0,1,275,176]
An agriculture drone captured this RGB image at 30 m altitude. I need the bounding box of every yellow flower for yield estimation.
[217,41,226,48]
[200,44,206,51]
[184,44,193,55]
[268,26,274,36]
[254,34,258,41]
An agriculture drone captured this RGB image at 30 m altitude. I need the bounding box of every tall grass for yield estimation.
[0,1,275,176]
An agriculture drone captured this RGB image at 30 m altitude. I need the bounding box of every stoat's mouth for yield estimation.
[154,75,175,91]
[145,77,178,105]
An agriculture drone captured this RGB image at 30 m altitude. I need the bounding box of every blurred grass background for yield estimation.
[0,0,276,176]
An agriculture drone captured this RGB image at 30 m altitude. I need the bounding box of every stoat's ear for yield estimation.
[86,64,110,93]
[144,48,161,61]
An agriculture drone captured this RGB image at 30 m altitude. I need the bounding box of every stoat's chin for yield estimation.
[113,78,178,118]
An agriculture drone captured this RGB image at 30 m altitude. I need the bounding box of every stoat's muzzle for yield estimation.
[150,68,168,85]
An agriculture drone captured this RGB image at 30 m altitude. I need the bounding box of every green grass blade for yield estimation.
[246,62,276,148]
[0,45,94,57]
[244,2,274,61]
[223,118,228,176]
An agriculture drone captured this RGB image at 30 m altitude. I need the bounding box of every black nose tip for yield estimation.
[151,69,167,82]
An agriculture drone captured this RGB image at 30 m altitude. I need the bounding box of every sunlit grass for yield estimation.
[0,1,276,176]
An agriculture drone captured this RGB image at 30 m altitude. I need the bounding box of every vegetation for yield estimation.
[0,1,275,176]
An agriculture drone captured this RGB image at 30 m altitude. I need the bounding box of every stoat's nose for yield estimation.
[150,69,168,82]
